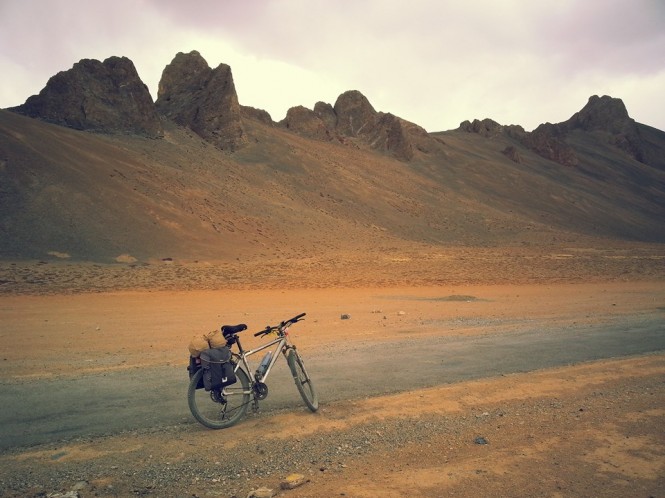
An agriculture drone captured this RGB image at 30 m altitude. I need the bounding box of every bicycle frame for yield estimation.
[231,330,292,385]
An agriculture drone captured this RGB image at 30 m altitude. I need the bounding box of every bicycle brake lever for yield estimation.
[254,326,272,337]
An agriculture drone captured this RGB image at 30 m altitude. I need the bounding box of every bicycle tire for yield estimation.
[187,366,251,429]
[287,349,319,412]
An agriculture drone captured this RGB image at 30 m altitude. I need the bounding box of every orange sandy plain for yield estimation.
[0,251,664,497]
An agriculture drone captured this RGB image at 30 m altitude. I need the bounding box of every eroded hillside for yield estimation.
[1,52,664,263]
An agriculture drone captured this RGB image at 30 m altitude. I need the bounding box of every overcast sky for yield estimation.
[1,0,664,132]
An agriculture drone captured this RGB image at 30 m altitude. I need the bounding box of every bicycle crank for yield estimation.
[210,389,226,404]
[253,382,269,400]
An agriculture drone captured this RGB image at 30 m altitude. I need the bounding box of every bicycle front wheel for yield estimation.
[287,349,319,412]
[188,366,251,429]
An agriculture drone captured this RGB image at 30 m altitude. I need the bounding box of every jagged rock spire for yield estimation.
[156,50,246,151]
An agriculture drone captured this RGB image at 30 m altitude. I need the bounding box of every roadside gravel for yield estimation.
[1,356,663,498]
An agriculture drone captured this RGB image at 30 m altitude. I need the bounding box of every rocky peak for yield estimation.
[156,51,210,103]
[10,56,163,137]
[565,95,652,164]
[156,51,246,151]
[566,95,633,134]
[333,90,377,136]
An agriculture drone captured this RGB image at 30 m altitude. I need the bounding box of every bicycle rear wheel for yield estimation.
[287,349,319,412]
[188,366,250,429]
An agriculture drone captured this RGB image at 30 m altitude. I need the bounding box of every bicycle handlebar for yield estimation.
[286,312,307,324]
[253,312,306,337]
[253,326,272,337]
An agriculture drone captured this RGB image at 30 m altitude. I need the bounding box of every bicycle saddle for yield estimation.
[221,324,248,336]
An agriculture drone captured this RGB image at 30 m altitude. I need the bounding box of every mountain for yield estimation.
[155,51,246,151]
[8,56,163,138]
[1,52,664,263]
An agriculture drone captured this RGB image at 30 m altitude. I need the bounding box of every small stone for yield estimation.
[397,311,406,316]
[474,436,489,445]
[281,473,307,489]
[247,487,274,498]
[340,314,351,320]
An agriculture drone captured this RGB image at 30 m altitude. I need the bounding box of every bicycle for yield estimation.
[187,312,318,429]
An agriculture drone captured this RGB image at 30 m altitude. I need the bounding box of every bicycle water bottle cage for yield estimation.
[222,324,247,337]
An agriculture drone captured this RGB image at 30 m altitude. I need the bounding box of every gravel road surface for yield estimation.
[1,314,663,451]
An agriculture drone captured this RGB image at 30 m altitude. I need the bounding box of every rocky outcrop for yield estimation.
[333,90,378,136]
[564,95,648,163]
[156,51,246,151]
[459,118,504,138]
[522,122,579,167]
[519,95,650,167]
[10,56,163,137]
[334,91,435,160]
[367,113,417,161]
[565,95,633,134]
[522,95,655,167]
[313,102,337,130]
[12,51,661,171]
[502,145,522,163]
[240,105,273,125]
[279,106,331,141]
[460,116,579,167]
[456,95,665,168]
[278,90,434,161]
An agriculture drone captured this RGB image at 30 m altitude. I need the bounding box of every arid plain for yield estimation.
[1,248,664,497]
[1,53,665,496]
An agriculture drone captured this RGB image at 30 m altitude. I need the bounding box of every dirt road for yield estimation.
[1,313,664,451]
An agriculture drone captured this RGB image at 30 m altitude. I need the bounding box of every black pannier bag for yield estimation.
[200,346,236,391]
[187,356,205,390]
